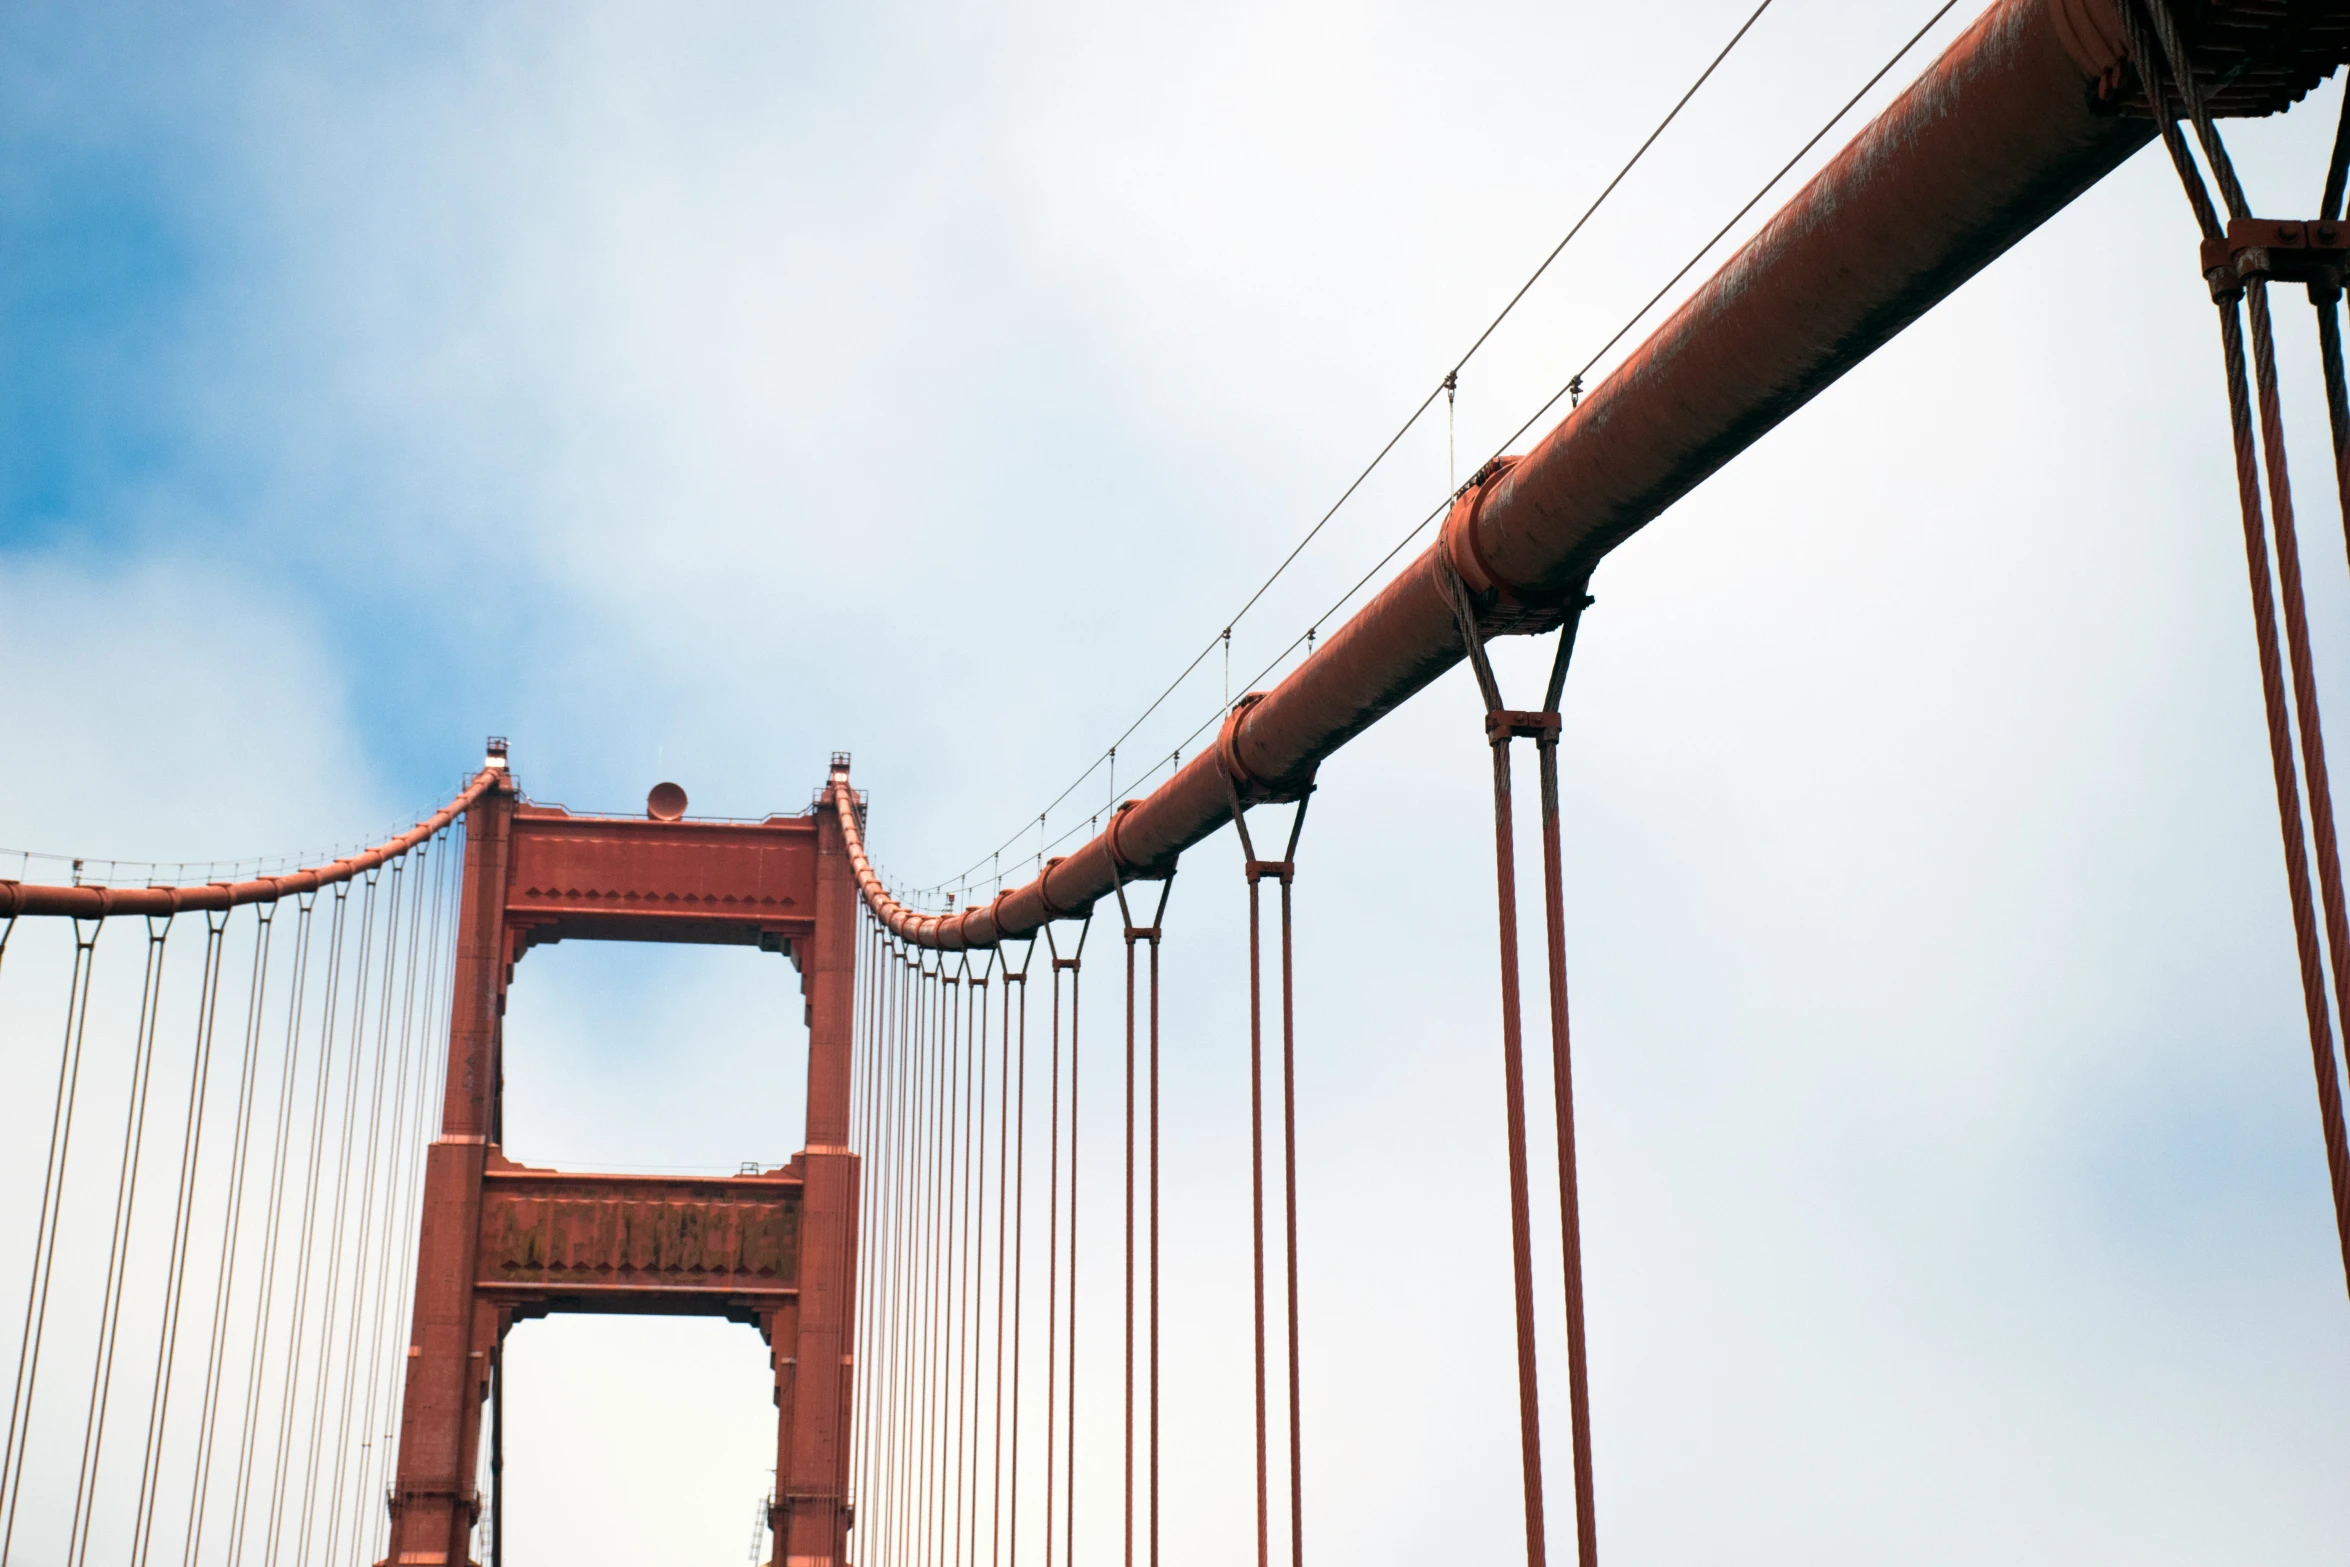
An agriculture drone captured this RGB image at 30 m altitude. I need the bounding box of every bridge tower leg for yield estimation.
[375,761,864,1566]
[775,778,861,1565]
[382,770,516,1563]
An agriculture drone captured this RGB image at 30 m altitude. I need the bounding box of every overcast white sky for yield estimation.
[6,0,2350,1561]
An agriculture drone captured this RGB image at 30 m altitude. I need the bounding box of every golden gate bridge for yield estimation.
[5,2,2350,1564]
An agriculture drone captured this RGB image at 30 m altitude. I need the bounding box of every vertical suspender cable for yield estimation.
[323,857,414,1567]
[344,844,442,1560]
[890,946,917,1567]
[130,907,233,1566]
[917,960,944,1567]
[223,889,320,1567]
[1122,902,1138,1567]
[1106,861,1175,1567]
[1536,624,1600,1567]
[925,958,944,1567]
[969,959,996,1566]
[1,915,105,1565]
[1056,918,1091,1567]
[923,963,947,1567]
[350,851,436,1548]
[1145,904,1163,1567]
[489,1348,503,1567]
[933,960,956,1566]
[264,877,353,1567]
[1008,948,1032,1567]
[2311,88,2350,571]
[863,917,890,1550]
[858,918,878,1546]
[363,815,462,1567]
[2129,0,2350,1293]
[1478,679,1547,1567]
[885,949,916,1567]
[1043,916,1095,1567]
[2233,137,2350,1122]
[1275,820,1306,1567]
[294,868,386,1567]
[1221,776,1308,1567]
[995,943,1031,1567]
[1442,553,1600,1567]
[65,915,173,1567]
[953,962,977,1567]
[864,940,888,1564]
[1242,817,1271,1567]
[965,959,985,1565]
[164,910,237,1530]
[880,931,904,1567]
[851,916,878,1550]
[848,921,874,1557]
[175,899,280,1567]
[1043,934,1062,1567]
[895,955,921,1567]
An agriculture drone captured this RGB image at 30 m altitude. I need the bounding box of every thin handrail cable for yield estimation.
[1165,0,1982,812]
[886,0,1963,911]
[913,0,1781,896]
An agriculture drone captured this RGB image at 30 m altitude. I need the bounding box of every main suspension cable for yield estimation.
[915,0,1791,898]
[876,0,1975,917]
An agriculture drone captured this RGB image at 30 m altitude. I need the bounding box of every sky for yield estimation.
[5,0,2350,1562]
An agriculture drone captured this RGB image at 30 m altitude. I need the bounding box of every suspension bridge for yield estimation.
[5,1,2350,1563]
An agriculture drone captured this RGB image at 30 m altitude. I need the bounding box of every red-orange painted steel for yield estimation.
[839,0,2349,950]
[0,768,502,918]
[473,1154,805,1320]
[503,803,820,952]
[384,770,514,1562]
[777,785,863,1567]
[378,773,864,1567]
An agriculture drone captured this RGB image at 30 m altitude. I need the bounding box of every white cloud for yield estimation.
[5,0,2350,1560]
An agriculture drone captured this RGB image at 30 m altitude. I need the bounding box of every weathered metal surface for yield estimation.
[2203,214,2350,289]
[849,0,2350,950]
[503,803,818,951]
[2082,0,2350,118]
[476,1157,802,1318]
